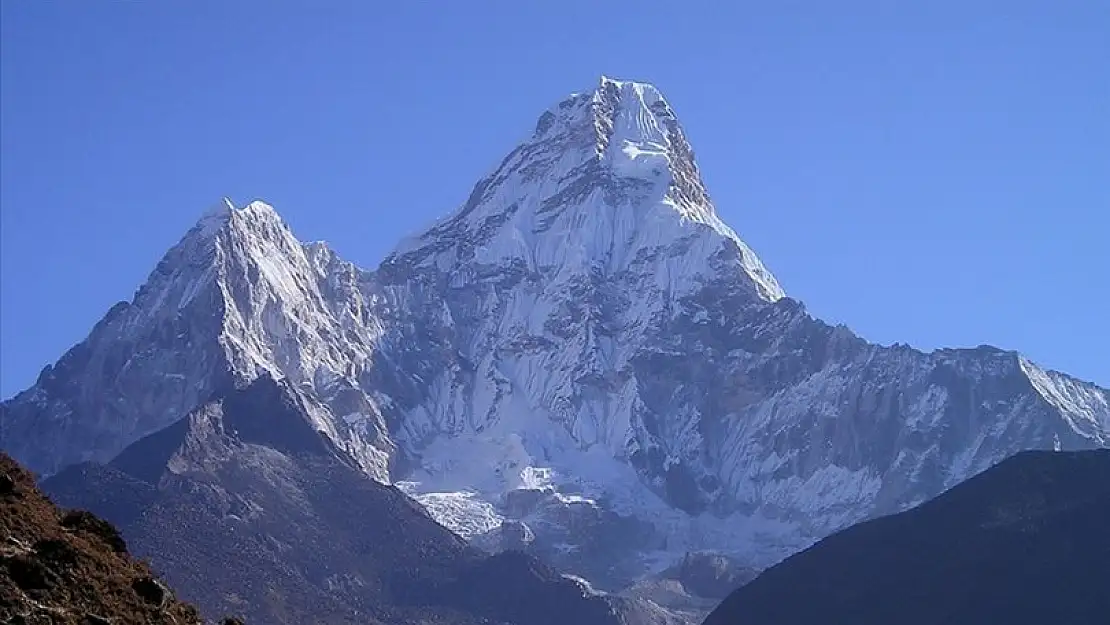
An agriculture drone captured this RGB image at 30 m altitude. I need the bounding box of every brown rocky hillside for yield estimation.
[1,452,234,625]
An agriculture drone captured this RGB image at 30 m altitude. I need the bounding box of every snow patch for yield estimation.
[395,484,504,539]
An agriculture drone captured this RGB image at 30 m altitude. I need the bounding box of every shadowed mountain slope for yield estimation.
[704,449,1110,625]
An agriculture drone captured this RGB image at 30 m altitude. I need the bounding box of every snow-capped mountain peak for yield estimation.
[192,197,281,237]
[196,195,235,224]
[1,196,393,478]
[3,77,1107,606]
[392,76,783,303]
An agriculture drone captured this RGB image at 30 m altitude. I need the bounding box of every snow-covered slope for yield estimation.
[2,76,1107,593]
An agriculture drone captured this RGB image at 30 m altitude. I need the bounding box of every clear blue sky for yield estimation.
[2,1,1107,397]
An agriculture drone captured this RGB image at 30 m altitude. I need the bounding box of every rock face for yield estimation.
[2,75,1109,594]
[42,376,677,625]
[0,452,209,624]
[703,449,1110,625]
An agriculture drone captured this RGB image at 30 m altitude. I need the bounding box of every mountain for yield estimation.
[703,449,1110,625]
[43,375,677,625]
[0,452,226,624]
[2,75,1108,601]
[0,198,394,482]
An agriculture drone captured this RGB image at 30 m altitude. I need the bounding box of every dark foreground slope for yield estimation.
[704,449,1110,625]
[43,375,677,625]
[0,453,216,625]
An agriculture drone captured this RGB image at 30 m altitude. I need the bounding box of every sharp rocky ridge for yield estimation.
[2,76,1108,589]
